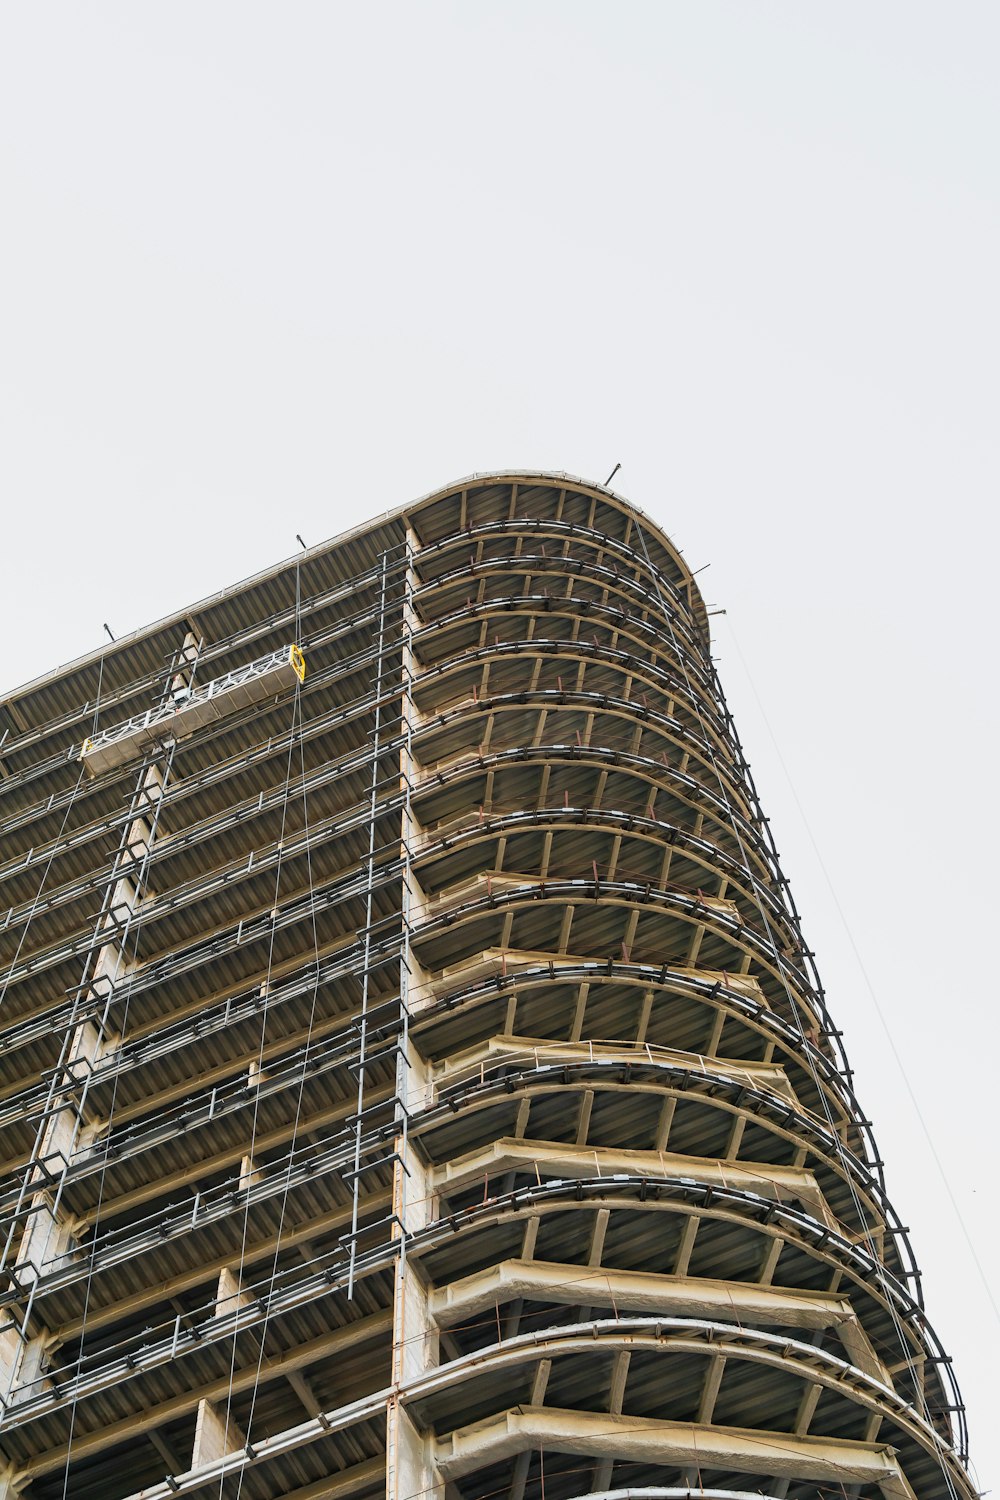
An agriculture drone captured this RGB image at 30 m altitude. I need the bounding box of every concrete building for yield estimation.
[0,473,972,1500]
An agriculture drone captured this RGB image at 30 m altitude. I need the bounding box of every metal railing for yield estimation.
[80,643,305,763]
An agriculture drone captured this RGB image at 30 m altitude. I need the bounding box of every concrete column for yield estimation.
[404,947,435,1018]
[189,1269,252,1467]
[169,630,200,705]
[0,1462,29,1499]
[214,1265,251,1321]
[391,1404,438,1500]
[386,1146,438,1500]
[191,1398,246,1467]
[403,868,432,930]
[387,529,440,1500]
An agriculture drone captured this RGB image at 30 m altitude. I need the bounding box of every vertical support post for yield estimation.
[348,550,390,1297]
[397,531,416,1270]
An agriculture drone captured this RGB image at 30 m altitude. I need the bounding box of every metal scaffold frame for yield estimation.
[347,549,393,1297]
[0,473,975,1500]
[0,650,183,1430]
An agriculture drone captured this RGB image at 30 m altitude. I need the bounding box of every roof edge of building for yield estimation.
[3,469,707,706]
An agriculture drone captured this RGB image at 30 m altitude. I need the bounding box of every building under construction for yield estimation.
[0,472,974,1500]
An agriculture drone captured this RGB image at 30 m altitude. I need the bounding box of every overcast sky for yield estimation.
[1,2,997,1489]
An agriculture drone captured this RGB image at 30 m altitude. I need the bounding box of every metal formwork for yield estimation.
[0,474,973,1500]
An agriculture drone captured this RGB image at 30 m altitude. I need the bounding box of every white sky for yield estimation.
[1,2,997,1489]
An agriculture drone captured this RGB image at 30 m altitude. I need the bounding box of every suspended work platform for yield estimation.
[79,642,306,776]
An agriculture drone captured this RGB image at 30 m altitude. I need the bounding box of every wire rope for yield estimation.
[0,647,104,1014]
[57,734,176,1500]
[211,550,409,1496]
[15,519,967,1497]
[0,762,86,1014]
[216,645,303,1491]
[721,615,999,1332]
[0,650,115,1284]
[632,519,965,1499]
[232,560,327,1498]
[0,662,105,1410]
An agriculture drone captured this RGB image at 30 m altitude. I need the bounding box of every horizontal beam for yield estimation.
[434,1032,797,1105]
[432,1136,838,1230]
[433,1405,917,1499]
[273,1457,384,1500]
[430,1258,885,1380]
